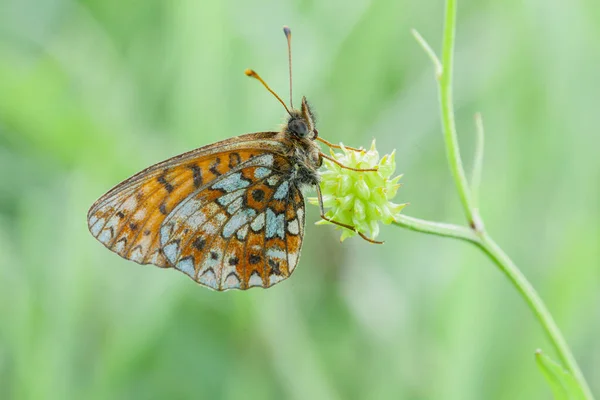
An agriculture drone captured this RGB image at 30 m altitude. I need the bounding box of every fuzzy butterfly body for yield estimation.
[88,98,321,291]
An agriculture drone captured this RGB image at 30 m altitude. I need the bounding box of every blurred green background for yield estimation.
[1,0,599,398]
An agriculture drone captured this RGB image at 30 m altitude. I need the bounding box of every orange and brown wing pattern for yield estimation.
[87,132,286,268]
[159,154,306,290]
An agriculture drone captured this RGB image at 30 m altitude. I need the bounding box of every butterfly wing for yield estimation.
[159,157,306,290]
[88,132,305,290]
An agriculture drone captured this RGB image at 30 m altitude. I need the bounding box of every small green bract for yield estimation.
[310,140,406,242]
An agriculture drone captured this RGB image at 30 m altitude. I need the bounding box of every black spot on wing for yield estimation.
[157,173,174,193]
[188,164,203,188]
[209,157,221,176]
[192,237,206,251]
[251,189,265,202]
[159,203,168,215]
[268,259,281,275]
[228,152,242,168]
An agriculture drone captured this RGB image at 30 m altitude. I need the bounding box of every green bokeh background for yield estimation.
[1,0,599,399]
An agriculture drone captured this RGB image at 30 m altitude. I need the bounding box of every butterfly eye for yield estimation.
[288,119,308,138]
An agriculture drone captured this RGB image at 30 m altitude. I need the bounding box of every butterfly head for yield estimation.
[286,96,316,140]
[246,27,319,143]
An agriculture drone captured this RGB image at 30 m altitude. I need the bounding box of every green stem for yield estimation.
[394,215,593,399]
[471,113,485,211]
[393,214,478,244]
[404,0,594,397]
[439,0,479,229]
[473,234,593,399]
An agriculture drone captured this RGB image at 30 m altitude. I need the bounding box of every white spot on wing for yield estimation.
[254,154,274,167]
[99,212,122,243]
[113,238,126,253]
[267,175,280,186]
[160,223,173,246]
[163,242,179,264]
[203,213,227,235]
[266,248,286,260]
[223,209,257,238]
[266,209,285,239]
[236,225,248,240]
[185,212,204,229]
[89,215,99,226]
[251,213,265,232]
[90,218,105,236]
[226,197,244,215]
[174,199,203,220]
[133,208,147,221]
[199,268,217,288]
[297,208,305,233]
[181,202,215,230]
[288,251,299,272]
[176,257,195,277]
[254,167,271,179]
[147,250,163,265]
[98,228,114,243]
[273,181,289,200]
[224,273,241,289]
[211,172,249,193]
[130,246,144,263]
[297,208,304,222]
[287,218,299,235]
[217,190,244,207]
[121,197,137,212]
[269,274,285,286]
[248,272,263,288]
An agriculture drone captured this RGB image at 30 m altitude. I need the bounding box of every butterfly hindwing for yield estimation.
[160,153,306,290]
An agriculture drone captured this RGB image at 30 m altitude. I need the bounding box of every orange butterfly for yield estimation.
[87,27,378,291]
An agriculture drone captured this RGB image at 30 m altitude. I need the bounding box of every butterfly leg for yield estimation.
[320,153,378,172]
[316,136,364,152]
[315,185,384,244]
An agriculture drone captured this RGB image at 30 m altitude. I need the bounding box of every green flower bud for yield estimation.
[310,140,406,242]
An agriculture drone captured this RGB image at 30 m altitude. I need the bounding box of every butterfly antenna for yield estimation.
[283,26,293,110]
[245,69,292,116]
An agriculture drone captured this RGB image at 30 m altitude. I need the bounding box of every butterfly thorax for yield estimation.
[279,97,321,188]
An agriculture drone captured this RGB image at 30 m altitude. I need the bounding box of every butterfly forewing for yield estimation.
[87,132,306,291]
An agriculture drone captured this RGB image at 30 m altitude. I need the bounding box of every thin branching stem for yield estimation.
[393,214,478,243]
[404,0,594,397]
[411,29,442,79]
[471,113,485,212]
[438,0,481,230]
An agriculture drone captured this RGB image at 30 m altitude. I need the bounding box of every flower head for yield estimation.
[309,140,406,242]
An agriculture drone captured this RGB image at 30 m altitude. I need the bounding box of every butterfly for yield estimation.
[87,26,379,291]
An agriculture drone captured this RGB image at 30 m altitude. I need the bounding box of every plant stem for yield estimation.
[404,0,595,397]
[474,234,594,399]
[392,214,478,243]
[471,113,485,211]
[439,0,480,230]
[411,29,442,78]
[393,218,593,399]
